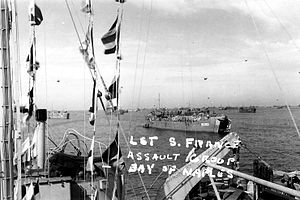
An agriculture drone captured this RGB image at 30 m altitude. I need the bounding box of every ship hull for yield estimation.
[144,117,225,133]
[238,107,256,113]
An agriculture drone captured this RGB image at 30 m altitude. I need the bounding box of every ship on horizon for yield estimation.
[144,107,231,134]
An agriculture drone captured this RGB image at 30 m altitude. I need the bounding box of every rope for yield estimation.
[126,173,139,200]
[244,0,300,139]
[65,0,115,110]
[64,0,84,50]
[240,143,261,158]
[130,0,145,113]
[242,142,300,161]
[144,170,164,196]
[137,0,153,109]
[262,0,300,52]
[70,0,86,35]
[118,122,151,200]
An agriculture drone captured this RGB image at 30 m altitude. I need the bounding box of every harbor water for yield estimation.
[47,107,300,199]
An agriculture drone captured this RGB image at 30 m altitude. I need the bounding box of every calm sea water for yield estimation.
[47,107,300,199]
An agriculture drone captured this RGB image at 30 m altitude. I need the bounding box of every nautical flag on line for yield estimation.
[108,75,119,100]
[86,135,95,172]
[89,80,97,126]
[101,132,125,170]
[26,44,33,64]
[28,88,34,117]
[29,1,43,26]
[101,17,118,54]
[26,44,40,74]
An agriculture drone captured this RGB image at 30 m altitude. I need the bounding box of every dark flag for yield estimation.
[86,136,95,172]
[26,44,34,72]
[29,3,43,26]
[26,44,40,74]
[101,132,125,170]
[26,44,33,63]
[103,132,125,200]
[101,17,118,54]
[28,88,34,117]
[108,76,119,99]
[89,80,97,125]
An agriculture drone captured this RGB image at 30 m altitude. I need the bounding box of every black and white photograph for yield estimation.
[0,0,300,199]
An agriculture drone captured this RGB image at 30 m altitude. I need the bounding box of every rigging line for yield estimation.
[42,15,50,176]
[262,0,300,52]
[249,143,300,160]
[118,123,151,200]
[145,170,164,195]
[137,0,153,109]
[129,0,145,129]
[70,0,86,35]
[240,143,261,158]
[126,173,139,200]
[270,149,300,160]
[83,52,87,184]
[180,54,185,107]
[65,0,115,111]
[244,0,300,139]
[11,0,22,197]
[64,0,84,50]
[66,0,106,115]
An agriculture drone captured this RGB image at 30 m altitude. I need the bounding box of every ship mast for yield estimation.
[158,93,160,109]
[0,0,15,199]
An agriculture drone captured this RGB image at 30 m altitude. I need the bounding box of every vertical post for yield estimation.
[0,0,15,199]
[35,109,47,170]
[36,122,45,169]
[11,0,22,198]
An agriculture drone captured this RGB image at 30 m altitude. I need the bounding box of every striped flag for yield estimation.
[86,135,95,172]
[101,17,118,54]
[29,1,43,26]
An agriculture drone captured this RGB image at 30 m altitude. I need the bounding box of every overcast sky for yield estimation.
[15,0,300,110]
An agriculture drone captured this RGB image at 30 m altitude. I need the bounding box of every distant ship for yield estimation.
[274,105,287,109]
[144,108,231,134]
[238,106,256,113]
[48,110,70,119]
